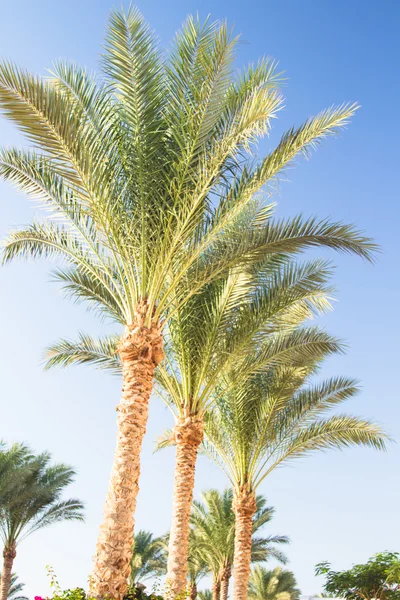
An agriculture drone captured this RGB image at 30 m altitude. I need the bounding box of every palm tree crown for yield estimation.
[0,11,372,332]
[130,530,166,586]
[203,363,386,493]
[0,449,84,548]
[248,566,300,600]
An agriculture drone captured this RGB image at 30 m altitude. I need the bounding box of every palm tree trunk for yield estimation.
[190,581,198,600]
[212,577,221,600]
[0,542,16,600]
[232,489,257,600]
[220,566,232,600]
[90,301,164,600]
[166,414,203,599]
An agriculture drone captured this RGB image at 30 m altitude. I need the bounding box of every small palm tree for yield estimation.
[249,566,300,600]
[0,7,375,597]
[0,444,84,600]
[191,490,288,600]
[130,530,166,586]
[0,575,28,600]
[202,364,387,600]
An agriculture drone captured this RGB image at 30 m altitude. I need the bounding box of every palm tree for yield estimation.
[0,6,375,596]
[202,364,387,600]
[248,566,300,600]
[154,231,375,600]
[0,575,28,600]
[155,250,342,600]
[191,490,288,600]
[0,445,84,600]
[130,530,166,586]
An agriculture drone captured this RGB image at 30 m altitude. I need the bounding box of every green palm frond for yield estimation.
[202,361,388,493]
[157,251,340,419]
[190,489,287,576]
[2,223,127,319]
[25,498,85,539]
[130,530,166,585]
[0,574,28,600]
[258,103,359,182]
[0,444,84,548]
[1,8,374,340]
[249,566,301,600]
[44,334,120,374]
[154,429,175,452]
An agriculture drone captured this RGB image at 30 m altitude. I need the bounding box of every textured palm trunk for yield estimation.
[90,301,164,600]
[220,566,232,600]
[0,542,16,600]
[232,489,257,600]
[166,414,203,599]
[212,577,221,600]
[190,581,198,600]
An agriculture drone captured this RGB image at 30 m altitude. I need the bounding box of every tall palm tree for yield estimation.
[248,566,300,600]
[191,490,288,600]
[155,253,340,600]
[154,235,372,599]
[0,575,28,600]
[0,445,84,600]
[130,530,166,586]
[201,365,387,600]
[0,6,375,596]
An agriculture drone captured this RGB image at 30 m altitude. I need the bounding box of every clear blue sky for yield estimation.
[0,1,399,598]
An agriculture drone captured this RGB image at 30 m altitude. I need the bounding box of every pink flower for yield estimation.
[35,596,44,600]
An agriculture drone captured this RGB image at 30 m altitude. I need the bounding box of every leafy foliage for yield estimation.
[249,566,300,600]
[0,443,84,548]
[202,359,387,495]
[190,489,288,579]
[315,553,400,600]
[48,586,163,600]
[130,531,167,585]
[0,574,28,600]
[0,7,375,359]
[155,255,339,421]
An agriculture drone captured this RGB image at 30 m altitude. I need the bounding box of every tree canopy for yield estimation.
[316,553,400,600]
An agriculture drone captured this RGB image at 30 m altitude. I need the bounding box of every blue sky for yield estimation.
[0,1,399,598]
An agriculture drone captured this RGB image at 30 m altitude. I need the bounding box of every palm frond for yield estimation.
[202,358,388,492]
[154,429,175,452]
[44,334,121,374]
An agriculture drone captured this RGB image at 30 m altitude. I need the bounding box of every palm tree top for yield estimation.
[0,7,376,332]
[0,443,84,547]
[130,530,166,585]
[249,565,301,600]
[201,361,388,494]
